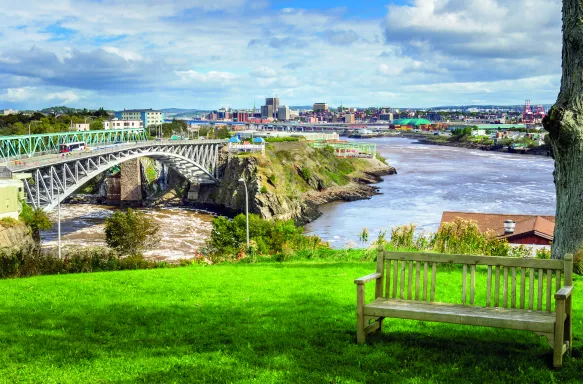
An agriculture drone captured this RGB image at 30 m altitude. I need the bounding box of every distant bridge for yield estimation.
[6,139,225,211]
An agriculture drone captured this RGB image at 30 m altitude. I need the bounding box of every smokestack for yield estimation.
[504,220,516,234]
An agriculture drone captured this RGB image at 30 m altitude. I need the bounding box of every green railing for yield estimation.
[0,129,147,161]
[309,142,377,158]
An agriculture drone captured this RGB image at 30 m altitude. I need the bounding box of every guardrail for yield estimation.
[5,139,227,172]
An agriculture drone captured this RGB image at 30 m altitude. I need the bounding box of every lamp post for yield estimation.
[58,190,62,259]
[238,177,249,249]
[84,116,94,131]
[27,120,40,157]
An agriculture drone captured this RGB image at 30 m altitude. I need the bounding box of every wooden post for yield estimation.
[554,298,566,368]
[376,246,385,299]
[564,254,573,351]
[375,246,385,333]
[357,284,365,344]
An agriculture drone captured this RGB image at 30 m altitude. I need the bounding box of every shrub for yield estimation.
[300,166,312,181]
[390,224,416,249]
[264,137,302,143]
[105,209,160,256]
[260,185,268,194]
[432,218,510,256]
[206,214,328,261]
[0,217,22,228]
[0,246,163,279]
[18,201,52,243]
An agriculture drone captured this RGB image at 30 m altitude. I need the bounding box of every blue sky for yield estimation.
[0,0,562,110]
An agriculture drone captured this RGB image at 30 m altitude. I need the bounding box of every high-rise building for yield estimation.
[261,97,280,119]
[261,105,274,119]
[278,106,290,121]
[344,114,355,124]
[313,103,329,112]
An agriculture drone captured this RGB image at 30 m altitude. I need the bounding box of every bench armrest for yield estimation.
[555,286,573,300]
[354,272,382,285]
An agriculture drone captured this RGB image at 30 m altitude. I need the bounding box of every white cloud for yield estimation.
[45,90,81,103]
[102,47,143,61]
[0,87,35,102]
[0,0,564,109]
[175,70,238,84]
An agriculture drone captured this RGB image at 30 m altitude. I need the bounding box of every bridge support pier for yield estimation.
[187,183,200,201]
[120,158,143,207]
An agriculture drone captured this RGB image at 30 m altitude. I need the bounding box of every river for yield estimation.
[41,137,556,257]
[304,137,556,248]
[42,206,215,260]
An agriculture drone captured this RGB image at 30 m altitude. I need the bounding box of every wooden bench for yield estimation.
[355,249,574,368]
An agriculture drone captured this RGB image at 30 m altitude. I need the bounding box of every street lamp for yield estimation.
[84,116,94,131]
[238,177,249,249]
[58,190,62,259]
[27,120,40,157]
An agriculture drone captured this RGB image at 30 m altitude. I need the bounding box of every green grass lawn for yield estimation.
[0,262,581,383]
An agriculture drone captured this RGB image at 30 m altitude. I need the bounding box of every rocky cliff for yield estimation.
[0,223,34,250]
[195,142,396,225]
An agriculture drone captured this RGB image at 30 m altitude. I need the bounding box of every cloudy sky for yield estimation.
[0,0,562,110]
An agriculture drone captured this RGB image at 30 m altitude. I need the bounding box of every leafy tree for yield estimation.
[216,127,232,139]
[18,201,52,243]
[542,0,583,258]
[105,209,160,256]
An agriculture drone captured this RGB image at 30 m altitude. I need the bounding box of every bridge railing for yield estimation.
[0,129,148,162]
[6,139,227,172]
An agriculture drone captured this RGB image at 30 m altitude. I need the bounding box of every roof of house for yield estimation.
[440,211,555,239]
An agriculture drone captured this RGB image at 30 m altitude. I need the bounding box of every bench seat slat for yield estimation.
[364,298,556,333]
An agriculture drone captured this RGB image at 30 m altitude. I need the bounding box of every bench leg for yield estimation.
[566,297,572,353]
[357,285,366,344]
[375,317,384,334]
[554,301,566,368]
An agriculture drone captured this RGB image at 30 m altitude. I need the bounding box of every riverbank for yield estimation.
[400,132,552,156]
[194,141,397,225]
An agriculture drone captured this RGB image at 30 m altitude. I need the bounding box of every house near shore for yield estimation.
[440,211,555,245]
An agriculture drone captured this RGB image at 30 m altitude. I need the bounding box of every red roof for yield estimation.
[440,211,555,241]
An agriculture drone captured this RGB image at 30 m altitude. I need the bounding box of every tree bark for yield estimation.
[543,1,583,259]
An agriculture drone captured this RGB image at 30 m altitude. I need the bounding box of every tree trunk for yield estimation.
[543,1,583,259]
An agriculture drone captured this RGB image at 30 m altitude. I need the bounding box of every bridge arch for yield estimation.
[16,141,223,211]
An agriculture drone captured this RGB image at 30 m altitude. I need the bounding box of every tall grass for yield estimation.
[382,218,531,258]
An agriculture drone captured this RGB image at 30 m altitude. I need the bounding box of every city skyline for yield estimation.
[0,0,562,110]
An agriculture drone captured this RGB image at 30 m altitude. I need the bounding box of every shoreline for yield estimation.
[399,132,552,157]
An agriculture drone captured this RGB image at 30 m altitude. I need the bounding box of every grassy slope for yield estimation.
[0,262,581,383]
[253,142,380,196]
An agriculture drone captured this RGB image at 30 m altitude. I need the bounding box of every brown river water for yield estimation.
[41,137,556,258]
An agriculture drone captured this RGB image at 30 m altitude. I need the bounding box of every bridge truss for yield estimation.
[0,129,148,161]
[12,140,224,211]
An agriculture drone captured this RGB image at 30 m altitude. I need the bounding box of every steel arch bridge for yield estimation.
[9,140,225,211]
[0,129,148,161]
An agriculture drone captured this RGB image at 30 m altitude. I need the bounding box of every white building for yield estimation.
[71,123,90,132]
[103,118,143,130]
[115,109,164,128]
[2,109,18,116]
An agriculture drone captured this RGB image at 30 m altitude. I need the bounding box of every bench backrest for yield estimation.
[375,250,573,312]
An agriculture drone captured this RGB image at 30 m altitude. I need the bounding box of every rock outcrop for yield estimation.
[0,224,34,250]
[195,143,397,225]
